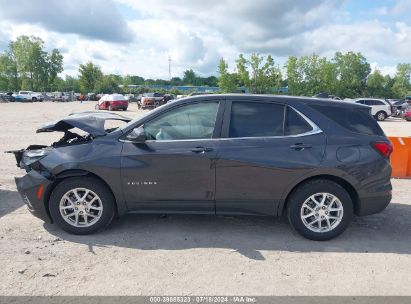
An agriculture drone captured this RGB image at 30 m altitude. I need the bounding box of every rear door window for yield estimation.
[229,102,285,138]
[372,100,385,106]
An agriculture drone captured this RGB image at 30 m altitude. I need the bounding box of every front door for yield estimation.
[121,100,223,214]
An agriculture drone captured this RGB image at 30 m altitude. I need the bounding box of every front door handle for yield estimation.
[290,143,313,150]
[191,147,214,153]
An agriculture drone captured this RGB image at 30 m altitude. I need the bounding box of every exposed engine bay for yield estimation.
[5,111,131,172]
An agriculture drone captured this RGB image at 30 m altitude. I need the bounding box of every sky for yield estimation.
[0,0,410,79]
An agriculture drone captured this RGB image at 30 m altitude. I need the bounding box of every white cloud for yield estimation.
[0,0,132,43]
[0,0,409,79]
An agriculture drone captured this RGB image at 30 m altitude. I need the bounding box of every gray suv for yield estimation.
[10,94,392,240]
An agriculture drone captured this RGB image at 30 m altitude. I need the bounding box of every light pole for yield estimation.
[168,55,172,81]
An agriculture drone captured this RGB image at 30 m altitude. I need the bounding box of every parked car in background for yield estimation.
[51,92,69,102]
[346,98,392,121]
[10,94,392,240]
[0,92,15,102]
[125,94,139,103]
[139,93,164,109]
[313,93,342,100]
[387,99,406,117]
[403,109,411,121]
[163,94,175,104]
[95,94,128,111]
[86,93,98,101]
[13,91,44,102]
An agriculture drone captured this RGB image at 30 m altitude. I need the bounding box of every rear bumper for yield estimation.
[356,177,392,216]
[15,170,53,223]
[357,193,392,216]
[111,102,128,110]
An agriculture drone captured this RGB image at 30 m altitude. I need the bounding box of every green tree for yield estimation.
[367,69,387,98]
[95,74,119,93]
[0,35,64,92]
[333,51,371,98]
[9,36,50,91]
[392,63,411,98]
[183,69,196,85]
[285,56,301,95]
[63,75,81,92]
[0,52,18,91]
[236,53,281,94]
[170,77,183,86]
[47,49,63,90]
[78,62,103,93]
[217,58,237,93]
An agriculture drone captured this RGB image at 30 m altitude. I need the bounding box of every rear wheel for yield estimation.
[49,177,115,235]
[375,111,387,121]
[32,97,37,102]
[287,179,353,241]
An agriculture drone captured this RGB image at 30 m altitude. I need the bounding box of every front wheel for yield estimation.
[287,179,353,241]
[49,177,115,235]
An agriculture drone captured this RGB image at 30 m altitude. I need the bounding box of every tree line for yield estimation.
[219,52,411,99]
[1,35,410,99]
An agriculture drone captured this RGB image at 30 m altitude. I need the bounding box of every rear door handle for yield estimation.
[290,143,313,150]
[191,147,214,153]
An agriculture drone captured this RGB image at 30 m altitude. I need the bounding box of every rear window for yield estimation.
[310,104,384,136]
[111,94,126,100]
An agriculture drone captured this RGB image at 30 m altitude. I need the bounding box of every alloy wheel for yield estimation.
[59,188,103,227]
[300,192,344,233]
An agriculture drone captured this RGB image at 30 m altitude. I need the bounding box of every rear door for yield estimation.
[215,99,326,216]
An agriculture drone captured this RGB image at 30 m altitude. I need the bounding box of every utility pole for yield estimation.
[168,55,172,81]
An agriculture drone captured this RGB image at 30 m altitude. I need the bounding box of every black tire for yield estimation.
[32,97,37,102]
[375,111,387,121]
[287,179,353,241]
[49,177,115,235]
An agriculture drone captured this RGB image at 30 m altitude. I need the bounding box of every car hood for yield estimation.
[36,111,131,136]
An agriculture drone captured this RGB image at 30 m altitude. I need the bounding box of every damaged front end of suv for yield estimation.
[6,112,131,222]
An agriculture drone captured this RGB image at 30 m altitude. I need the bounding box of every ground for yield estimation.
[0,101,410,296]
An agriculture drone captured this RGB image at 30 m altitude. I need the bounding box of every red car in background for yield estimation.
[404,109,411,121]
[95,94,128,111]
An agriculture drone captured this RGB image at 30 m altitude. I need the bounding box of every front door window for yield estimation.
[144,102,219,141]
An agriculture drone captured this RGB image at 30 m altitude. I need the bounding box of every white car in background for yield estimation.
[13,91,44,102]
[345,98,392,121]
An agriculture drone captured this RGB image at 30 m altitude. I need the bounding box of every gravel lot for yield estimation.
[0,101,411,296]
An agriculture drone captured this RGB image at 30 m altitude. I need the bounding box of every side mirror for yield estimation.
[126,126,147,143]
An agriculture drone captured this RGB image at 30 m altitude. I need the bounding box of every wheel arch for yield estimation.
[279,174,359,216]
[44,169,123,220]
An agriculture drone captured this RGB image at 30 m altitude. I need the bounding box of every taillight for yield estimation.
[373,141,393,158]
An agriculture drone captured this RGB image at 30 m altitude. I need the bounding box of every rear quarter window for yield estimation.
[285,107,313,135]
[309,104,385,136]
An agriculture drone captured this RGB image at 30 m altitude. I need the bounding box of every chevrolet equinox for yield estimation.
[10,94,393,240]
